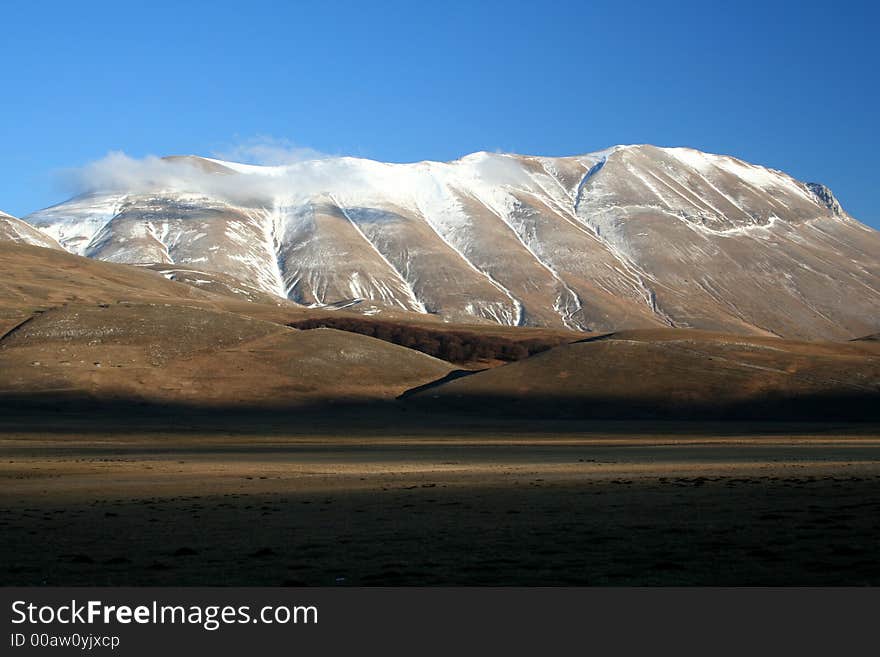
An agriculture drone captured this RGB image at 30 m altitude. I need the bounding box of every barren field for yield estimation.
[2,413,878,586]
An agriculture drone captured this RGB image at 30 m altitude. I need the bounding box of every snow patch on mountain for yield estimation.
[21,145,880,339]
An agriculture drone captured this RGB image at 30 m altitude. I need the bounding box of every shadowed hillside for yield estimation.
[405,329,880,420]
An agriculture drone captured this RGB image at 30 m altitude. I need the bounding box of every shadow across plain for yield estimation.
[1,388,879,438]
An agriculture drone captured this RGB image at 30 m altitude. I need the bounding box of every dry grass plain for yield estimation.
[2,413,878,586]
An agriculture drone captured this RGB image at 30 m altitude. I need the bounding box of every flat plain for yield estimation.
[2,412,878,586]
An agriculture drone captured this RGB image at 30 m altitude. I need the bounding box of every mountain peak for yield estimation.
[805,182,843,216]
[19,146,879,340]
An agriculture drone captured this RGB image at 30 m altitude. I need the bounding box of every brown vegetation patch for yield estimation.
[288,316,577,365]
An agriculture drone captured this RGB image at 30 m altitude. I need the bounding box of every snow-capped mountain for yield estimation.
[0,209,61,250]
[24,145,880,339]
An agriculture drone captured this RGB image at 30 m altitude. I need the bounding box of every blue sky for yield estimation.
[1,0,877,226]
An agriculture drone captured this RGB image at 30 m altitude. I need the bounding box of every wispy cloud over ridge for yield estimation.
[54,138,366,204]
[212,135,331,166]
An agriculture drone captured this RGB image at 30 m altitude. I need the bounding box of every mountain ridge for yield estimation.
[0,209,62,250]
[20,145,880,339]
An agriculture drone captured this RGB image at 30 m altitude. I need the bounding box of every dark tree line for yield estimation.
[288,317,568,364]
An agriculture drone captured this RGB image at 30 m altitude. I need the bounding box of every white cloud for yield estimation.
[60,151,208,195]
[212,135,330,166]
[56,140,372,205]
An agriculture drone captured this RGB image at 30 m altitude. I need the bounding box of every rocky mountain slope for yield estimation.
[0,209,61,250]
[24,145,880,339]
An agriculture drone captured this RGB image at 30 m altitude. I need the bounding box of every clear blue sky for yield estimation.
[1,0,877,227]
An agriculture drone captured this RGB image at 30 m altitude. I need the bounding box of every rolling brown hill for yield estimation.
[0,302,454,408]
[0,242,455,408]
[405,329,880,419]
